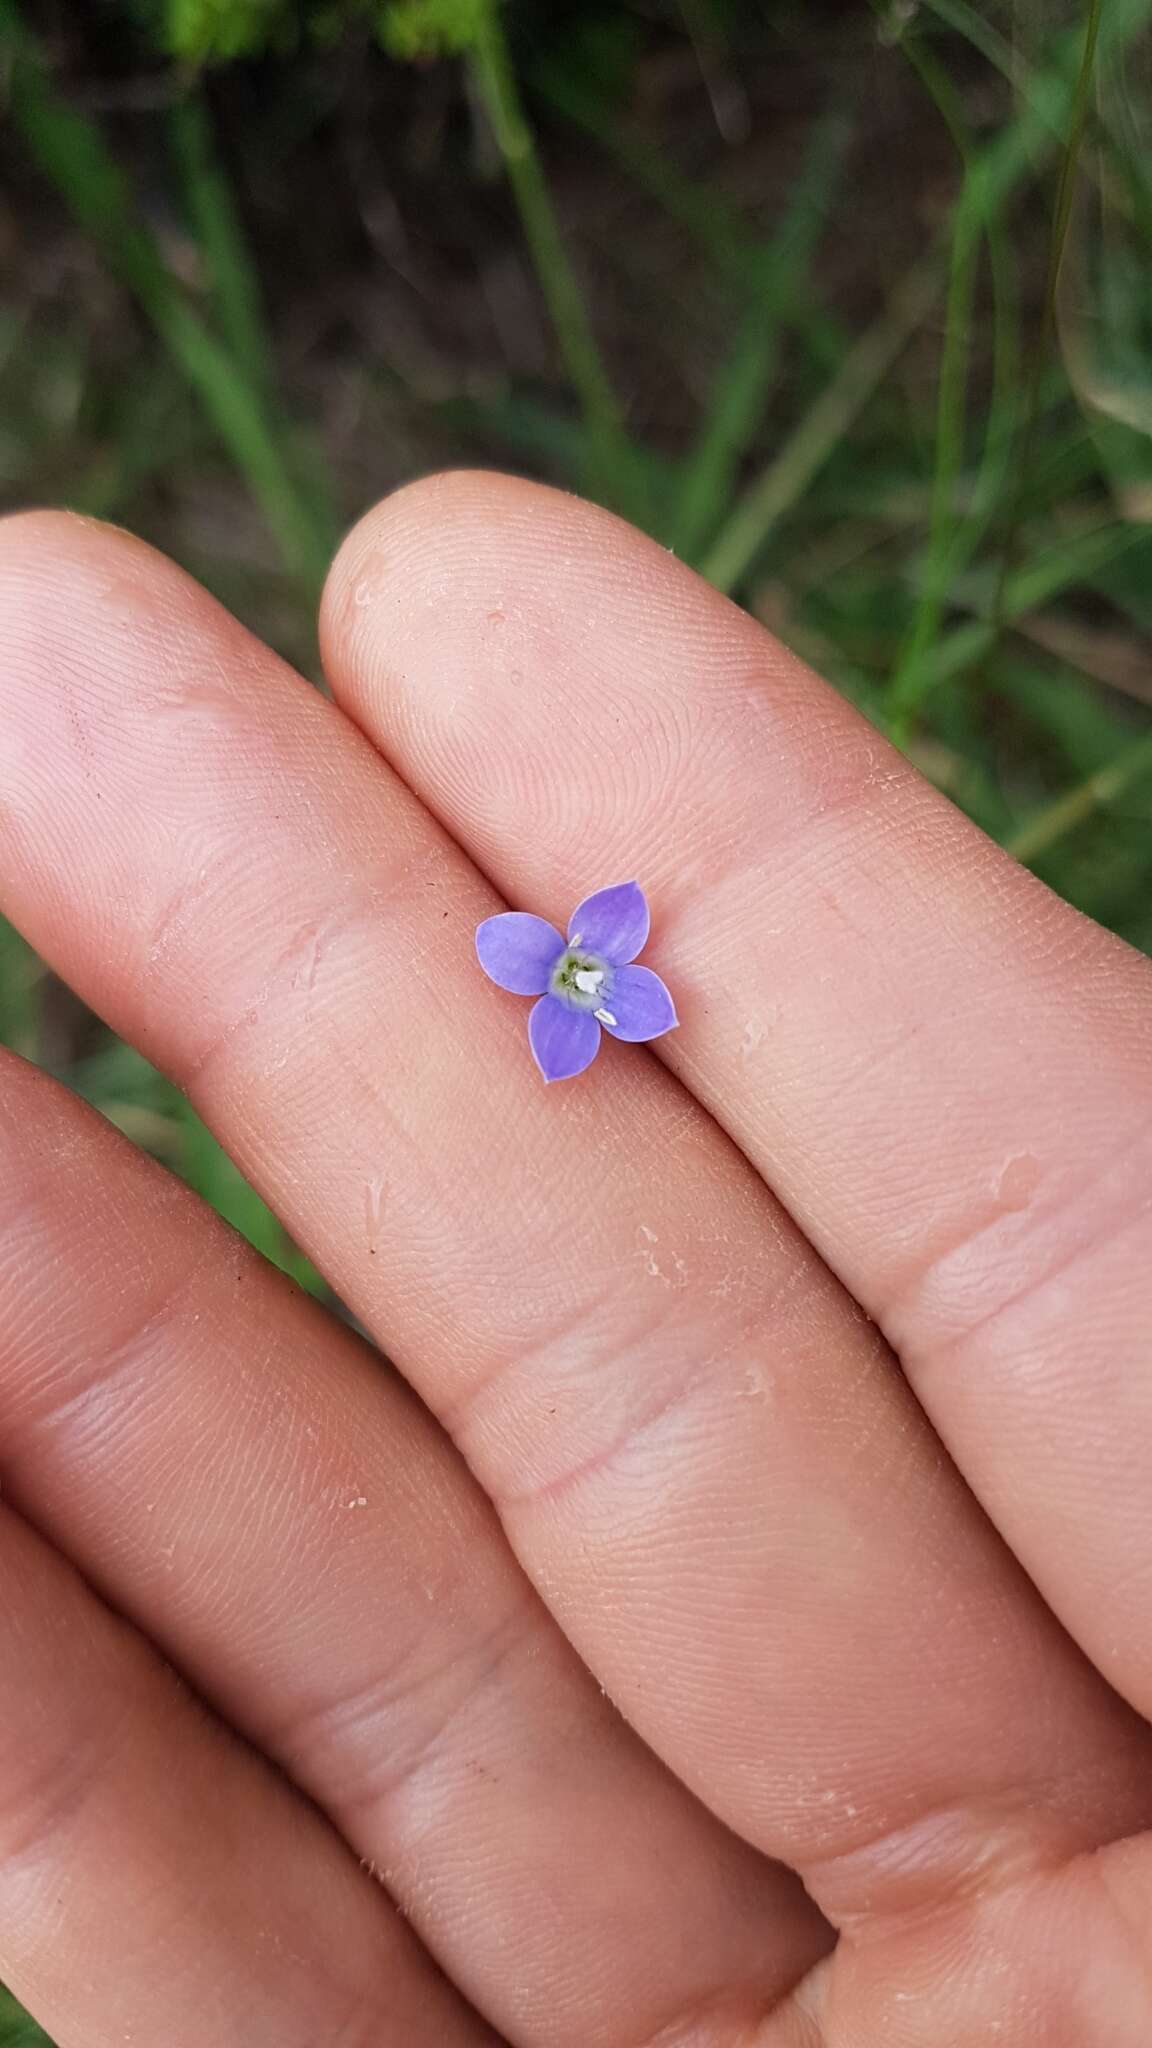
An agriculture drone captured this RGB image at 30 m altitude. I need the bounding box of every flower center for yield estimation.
[550,948,616,1023]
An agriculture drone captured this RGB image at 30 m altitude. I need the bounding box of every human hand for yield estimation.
[0,475,1150,2047]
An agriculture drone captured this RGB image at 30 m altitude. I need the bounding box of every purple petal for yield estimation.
[528,996,601,1082]
[476,913,564,995]
[599,965,678,1043]
[567,881,650,966]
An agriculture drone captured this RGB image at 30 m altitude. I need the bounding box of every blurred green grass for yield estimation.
[0,1,1151,2033]
[0,1984,51,2047]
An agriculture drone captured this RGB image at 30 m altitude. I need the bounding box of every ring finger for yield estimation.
[0,1500,489,2048]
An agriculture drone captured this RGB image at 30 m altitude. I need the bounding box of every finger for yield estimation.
[777,1827,1152,2047]
[0,1502,489,2048]
[0,1046,813,2048]
[324,472,1152,1722]
[0,513,1147,1947]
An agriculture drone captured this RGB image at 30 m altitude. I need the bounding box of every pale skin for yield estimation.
[0,475,1150,2048]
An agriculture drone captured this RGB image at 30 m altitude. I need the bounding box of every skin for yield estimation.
[0,476,1149,2047]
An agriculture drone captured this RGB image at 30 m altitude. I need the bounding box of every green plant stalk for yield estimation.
[169,91,275,398]
[887,243,980,733]
[925,0,1135,207]
[180,1102,324,1293]
[921,0,1016,77]
[883,30,982,741]
[535,58,757,279]
[158,302,330,589]
[700,249,943,593]
[670,104,851,561]
[705,1,1144,601]
[1008,726,1152,864]
[952,189,1020,551]
[0,2,330,595]
[0,918,39,1061]
[884,30,1030,733]
[1044,1,1106,314]
[536,57,849,375]
[996,656,1134,774]
[987,0,1104,632]
[0,1980,53,2045]
[469,4,640,517]
[914,519,1147,696]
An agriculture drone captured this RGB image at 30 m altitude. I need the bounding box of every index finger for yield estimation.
[323,470,1152,1721]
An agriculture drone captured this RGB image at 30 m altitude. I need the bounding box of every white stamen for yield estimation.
[573,967,604,995]
[595,1007,617,1026]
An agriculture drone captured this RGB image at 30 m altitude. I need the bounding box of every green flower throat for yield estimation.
[549,947,617,1024]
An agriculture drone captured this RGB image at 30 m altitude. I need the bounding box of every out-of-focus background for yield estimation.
[0,0,1150,2026]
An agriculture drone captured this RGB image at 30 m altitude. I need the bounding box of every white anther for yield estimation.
[594,1008,617,1026]
[573,968,604,995]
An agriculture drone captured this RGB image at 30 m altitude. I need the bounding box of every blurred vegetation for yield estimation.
[1,1,1152,2025]
[0,1984,51,2046]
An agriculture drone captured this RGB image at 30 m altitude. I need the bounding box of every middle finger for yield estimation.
[0,512,1148,1930]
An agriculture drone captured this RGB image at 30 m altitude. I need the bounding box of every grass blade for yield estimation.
[169,90,275,398]
[1009,726,1152,864]
[984,0,1105,633]
[0,918,39,1059]
[469,4,645,520]
[704,6,1121,605]
[700,249,943,594]
[669,104,851,561]
[179,1102,324,1294]
[913,519,1149,698]
[996,656,1141,773]
[884,31,995,737]
[534,56,760,281]
[0,1985,53,2046]
[0,3,331,595]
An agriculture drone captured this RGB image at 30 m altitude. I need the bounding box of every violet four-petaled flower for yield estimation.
[475,880,678,1083]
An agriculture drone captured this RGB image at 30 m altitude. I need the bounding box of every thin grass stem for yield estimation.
[469,4,642,517]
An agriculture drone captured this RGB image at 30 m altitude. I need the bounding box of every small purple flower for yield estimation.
[476,881,678,1083]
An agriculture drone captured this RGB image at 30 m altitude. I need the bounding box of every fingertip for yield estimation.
[0,511,199,731]
[319,467,651,698]
[321,468,521,661]
[0,507,150,586]
[0,505,94,553]
[0,509,100,647]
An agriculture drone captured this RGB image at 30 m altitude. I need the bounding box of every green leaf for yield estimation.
[376,0,487,60]
[179,1102,326,1294]
[0,919,39,1058]
[165,0,294,62]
